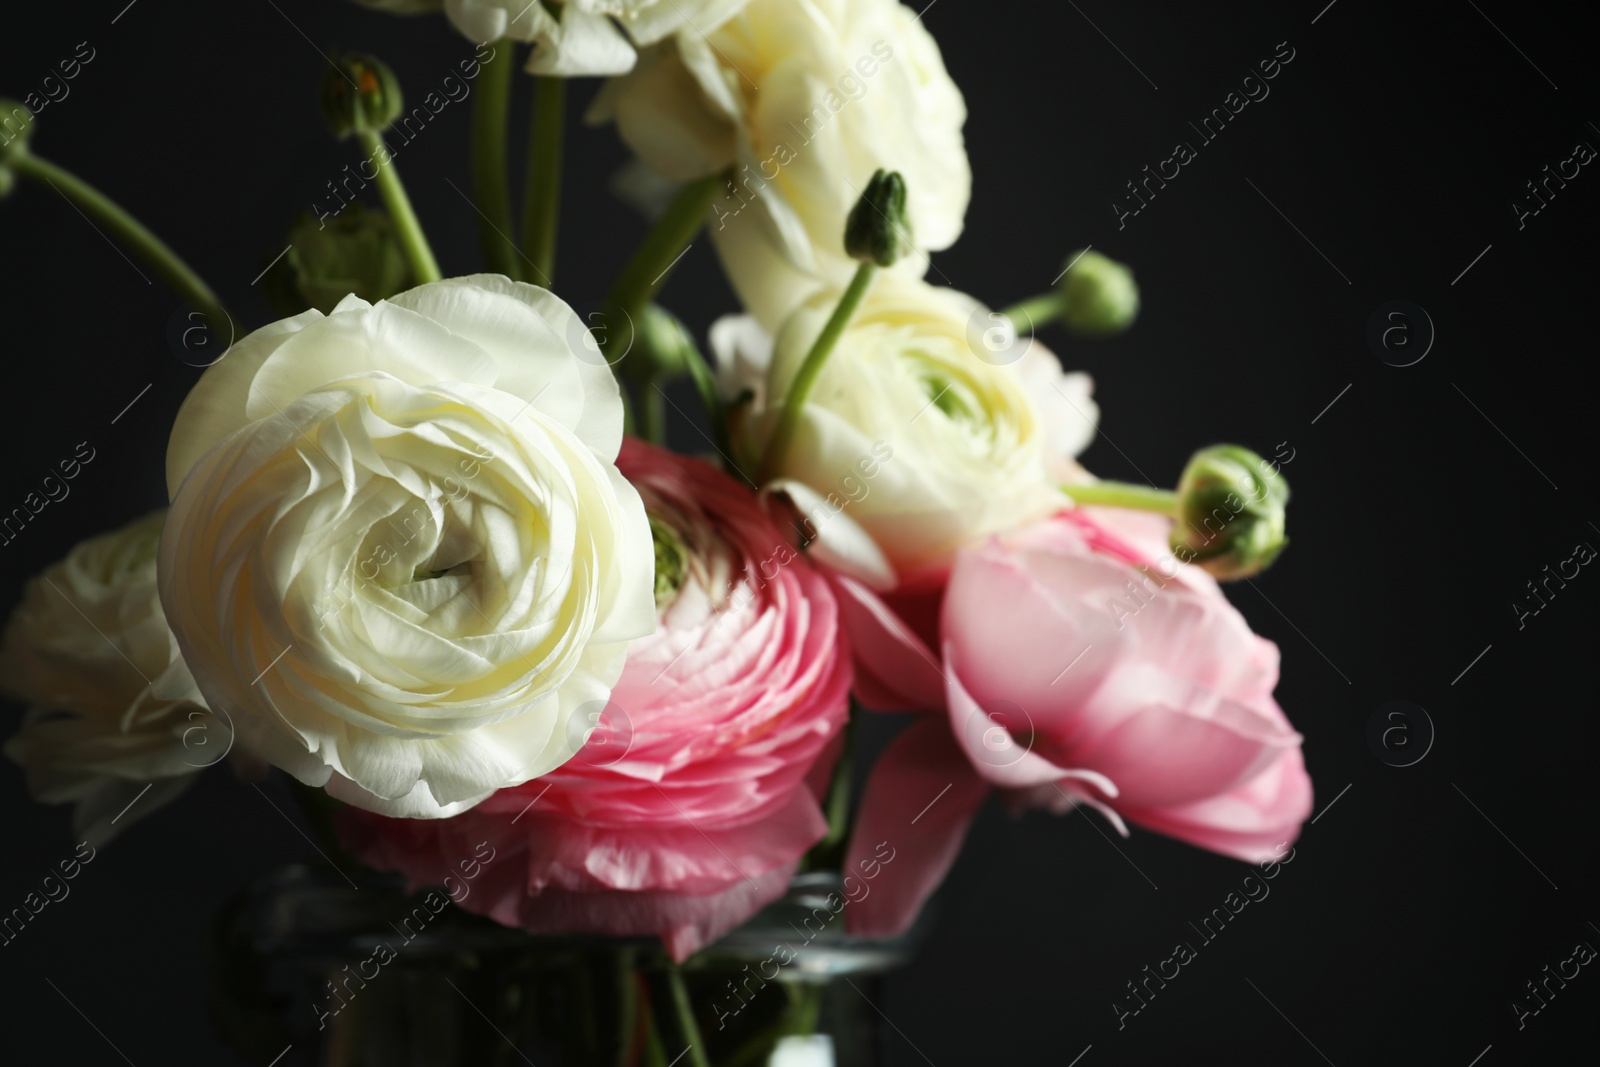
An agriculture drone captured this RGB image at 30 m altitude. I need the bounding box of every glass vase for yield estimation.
[206,865,920,1067]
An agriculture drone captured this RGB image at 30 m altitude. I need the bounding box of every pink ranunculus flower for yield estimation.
[338,439,852,960]
[843,507,1312,937]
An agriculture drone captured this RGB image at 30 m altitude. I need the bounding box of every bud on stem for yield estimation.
[322,52,403,139]
[845,169,914,266]
[316,54,439,282]
[1067,443,1290,581]
[1057,249,1139,335]
[999,249,1140,337]
[1169,445,1289,580]
[262,205,411,315]
[760,173,911,481]
[0,98,36,196]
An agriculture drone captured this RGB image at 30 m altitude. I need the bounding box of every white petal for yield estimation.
[763,479,896,590]
[165,309,323,496]
[527,9,638,76]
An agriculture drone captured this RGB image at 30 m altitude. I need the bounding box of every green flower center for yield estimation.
[650,516,689,609]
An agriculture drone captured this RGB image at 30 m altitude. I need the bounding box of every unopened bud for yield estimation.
[0,99,35,196]
[844,169,913,266]
[1169,445,1289,581]
[263,204,412,315]
[1057,250,1139,336]
[635,304,697,380]
[321,52,402,138]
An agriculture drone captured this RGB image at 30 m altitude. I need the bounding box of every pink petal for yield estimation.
[1119,745,1314,863]
[1064,666,1300,809]
[829,573,945,712]
[843,717,989,938]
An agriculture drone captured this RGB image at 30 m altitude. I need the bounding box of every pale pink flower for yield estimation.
[843,507,1312,936]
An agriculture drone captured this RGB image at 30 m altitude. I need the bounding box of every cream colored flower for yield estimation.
[2,511,214,845]
[715,276,1096,584]
[592,0,971,328]
[160,275,655,818]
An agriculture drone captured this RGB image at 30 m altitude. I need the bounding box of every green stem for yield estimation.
[721,982,825,1067]
[645,964,710,1067]
[357,130,441,282]
[783,982,824,1037]
[997,292,1060,332]
[9,151,234,338]
[642,1004,668,1067]
[1067,481,1179,513]
[759,261,878,482]
[471,39,519,279]
[521,75,564,286]
[612,950,639,1067]
[638,378,667,445]
[608,173,723,357]
[677,324,732,462]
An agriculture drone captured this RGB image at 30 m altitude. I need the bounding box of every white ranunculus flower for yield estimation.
[714,276,1097,585]
[352,0,751,76]
[1,511,216,845]
[591,0,971,330]
[159,275,655,818]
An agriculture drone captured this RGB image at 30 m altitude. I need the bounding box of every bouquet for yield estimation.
[1,1,1310,1062]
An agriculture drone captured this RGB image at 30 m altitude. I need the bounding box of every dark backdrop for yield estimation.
[2,1,1595,1064]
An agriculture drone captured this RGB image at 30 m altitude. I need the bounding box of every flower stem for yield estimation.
[521,75,564,286]
[9,151,234,338]
[676,324,732,461]
[997,292,1060,332]
[1067,481,1179,513]
[759,261,878,482]
[638,378,667,445]
[611,950,639,1067]
[782,982,824,1037]
[635,972,664,1067]
[607,173,722,359]
[470,39,519,279]
[357,130,441,282]
[642,1003,668,1067]
[646,966,710,1067]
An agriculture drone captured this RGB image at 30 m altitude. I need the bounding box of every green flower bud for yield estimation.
[0,99,35,197]
[649,516,690,609]
[635,304,697,380]
[321,52,403,139]
[844,169,914,266]
[1057,249,1139,336]
[0,98,33,156]
[1169,445,1289,581]
[262,204,412,315]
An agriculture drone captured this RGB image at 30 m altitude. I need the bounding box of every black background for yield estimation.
[2,1,1596,1064]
